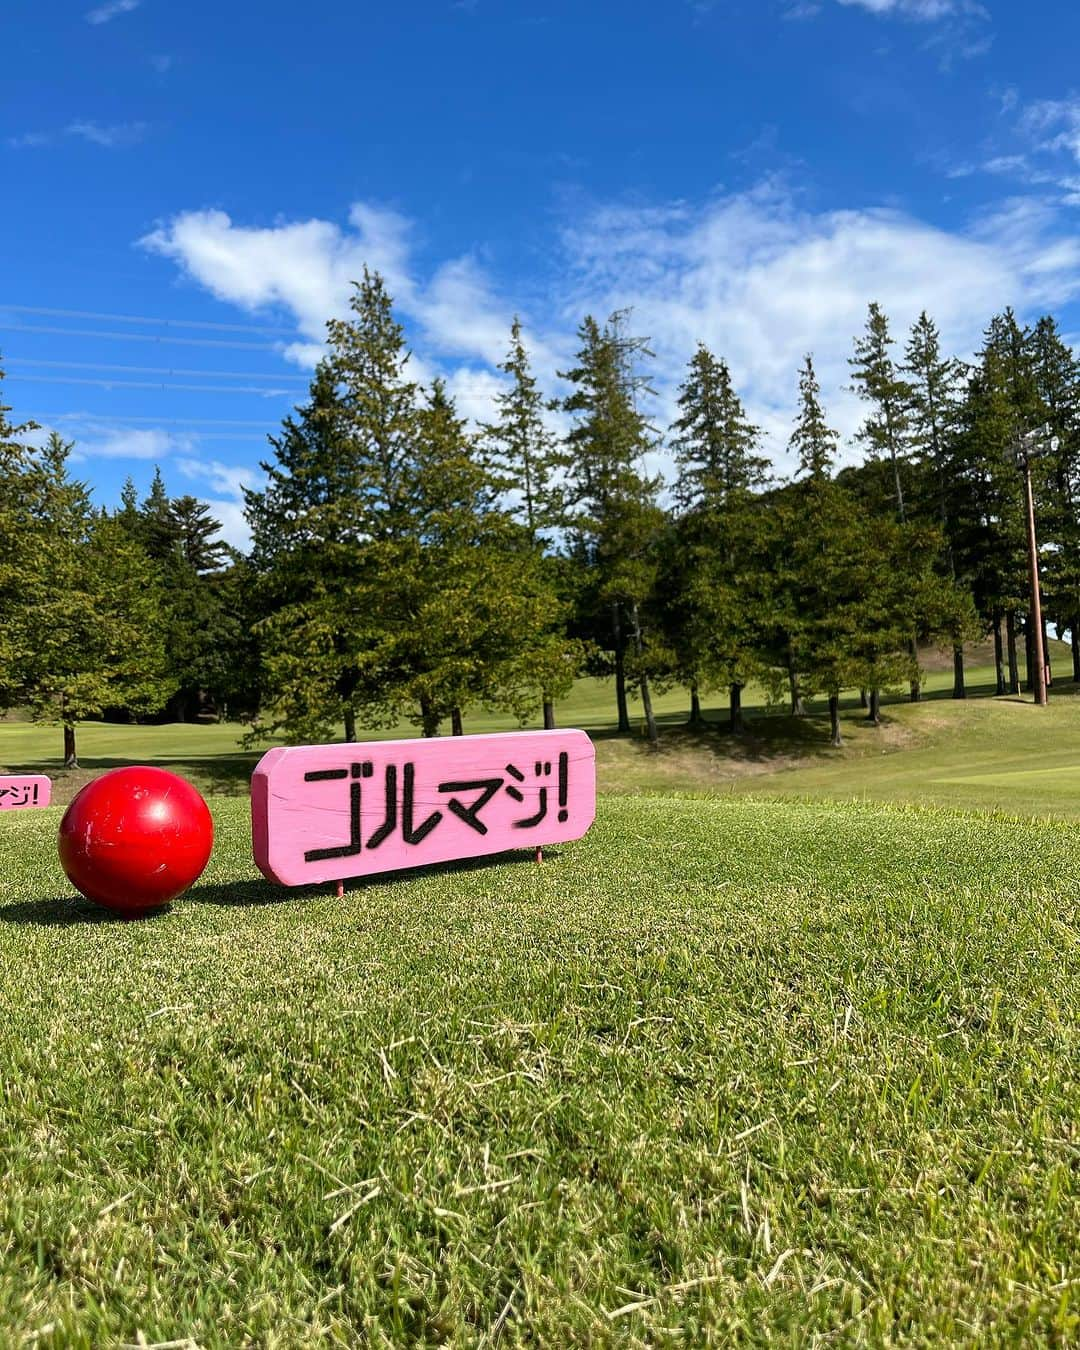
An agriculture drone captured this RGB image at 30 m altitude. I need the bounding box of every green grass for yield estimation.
[7,645,1080,818]
[2,794,1080,1343]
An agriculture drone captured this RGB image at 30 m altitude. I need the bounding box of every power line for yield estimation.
[0,322,286,352]
[0,303,298,335]
[27,412,278,428]
[8,373,297,396]
[8,357,308,383]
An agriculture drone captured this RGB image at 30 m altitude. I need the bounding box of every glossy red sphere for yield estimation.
[58,766,213,916]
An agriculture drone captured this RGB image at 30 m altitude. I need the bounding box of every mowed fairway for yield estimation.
[2,794,1080,1344]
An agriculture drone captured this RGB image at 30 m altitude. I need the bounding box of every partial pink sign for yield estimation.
[0,776,51,810]
[252,729,596,887]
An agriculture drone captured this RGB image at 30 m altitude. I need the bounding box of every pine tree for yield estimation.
[482,317,563,538]
[1027,315,1080,680]
[402,379,579,735]
[18,435,170,764]
[168,496,232,573]
[671,344,767,512]
[850,302,914,521]
[0,361,40,711]
[903,311,969,696]
[790,355,838,483]
[668,344,769,732]
[560,313,666,746]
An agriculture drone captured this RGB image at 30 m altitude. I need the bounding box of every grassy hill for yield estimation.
[2,794,1080,1343]
[4,639,1080,817]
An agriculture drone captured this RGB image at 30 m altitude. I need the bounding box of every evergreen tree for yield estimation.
[671,344,767,512]
[560,313,666,746]
[790,355,838,482]
[168,495,232,573]
[903,311,969,696]
[0,361,40,712]
[1027,315,1080,680]
[668,344,770,732]
[18,435,170,764]
[482,317,563,538]
[244,294,416,742]
[850,302,914,521]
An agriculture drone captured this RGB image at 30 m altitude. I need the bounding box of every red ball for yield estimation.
[58,766,213,917]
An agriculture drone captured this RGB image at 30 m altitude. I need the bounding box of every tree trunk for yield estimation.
[612,602,630,733]
[343,705,357,743]
[542,698,556,730]
[1072,620,1080,683]
[866,688,881,725]
[729,683,744,736]
[828,695,842,748]
[788,656,805,717]
[1023,617,1034,693]
[909,637,921,703]
[993,613,1006,695]
[1006,610,1020,695]
[1042,616,1052,687]
[419,698,440,738]
[630,601,659,751]
[688,684,705,728]
[63,723,78,770]
[451,707,463,736]
[952,644,966,699]
[859,689,869,709]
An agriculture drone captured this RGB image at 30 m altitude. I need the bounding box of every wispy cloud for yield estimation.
[86,0,141,24]
[140,182,1080,479]
[176,457,263,548]
[7,120,149,150]
[837,0,985,18]
[67,120,149,148]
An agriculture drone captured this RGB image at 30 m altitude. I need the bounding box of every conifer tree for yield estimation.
[482,317,563,538]
[903,311,969,696]
[0,361,40,712]
[560,313,666,746]
[790,355,838,483]
[850,303,914,519]
[671,344,767,512]
[668,344,769,732]
[246,272,421,742]
[1028,315,1080,679]
[18,435,170,764]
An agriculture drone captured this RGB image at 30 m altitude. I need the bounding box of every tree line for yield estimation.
[2,268,1078,761]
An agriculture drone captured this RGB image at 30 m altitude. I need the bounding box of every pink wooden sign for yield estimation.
[252,729,596,887]
[0,776,51,810]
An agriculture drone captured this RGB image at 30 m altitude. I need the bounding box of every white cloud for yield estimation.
[67,120,148,148]
[837,0,984,17]
[86,0,141,24]
[140,203,562,383]
[175,457,263,549]
[82,428,191,460]
[139,181,1080,481]
[8,121,149,150]
[1023,97,1080,166]
[559,183,1080,471]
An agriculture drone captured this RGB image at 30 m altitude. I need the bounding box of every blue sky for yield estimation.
[4,0,1080,542]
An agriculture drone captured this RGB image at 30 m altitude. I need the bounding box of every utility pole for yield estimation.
[1013,424,1059,707]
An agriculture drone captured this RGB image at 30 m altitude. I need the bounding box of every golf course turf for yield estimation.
[2,790,1079,1344]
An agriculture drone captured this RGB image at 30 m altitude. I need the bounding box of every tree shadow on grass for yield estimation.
[0,754,259,803]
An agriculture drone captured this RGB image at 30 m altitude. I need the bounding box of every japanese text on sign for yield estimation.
[0,776,51,810]
[251,730,596,887]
